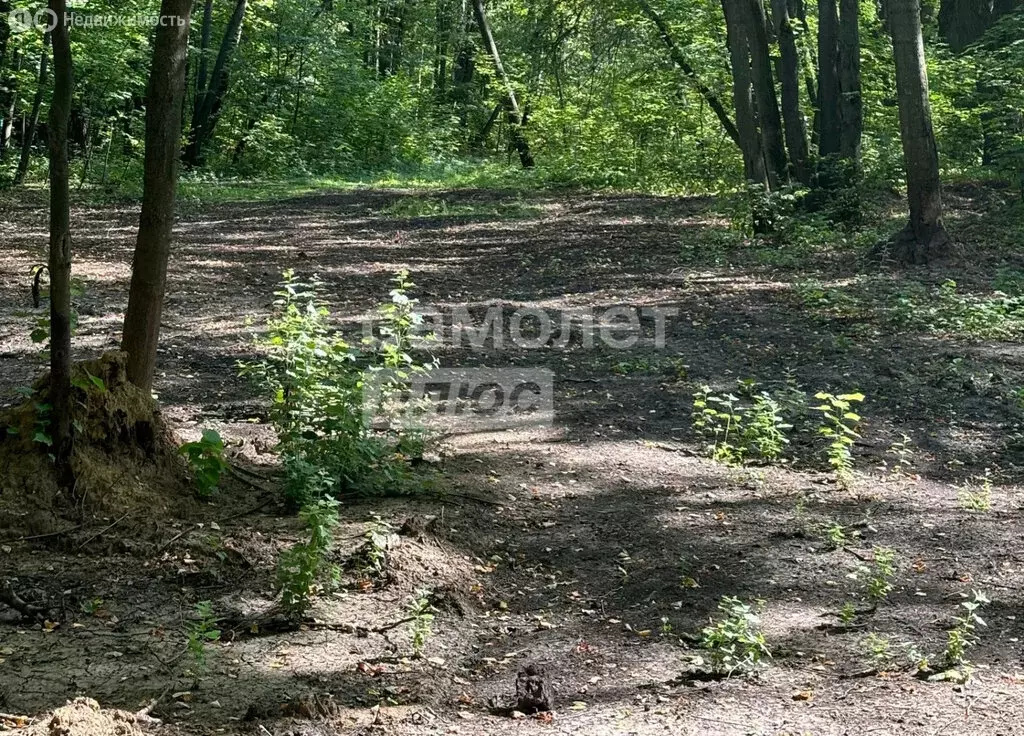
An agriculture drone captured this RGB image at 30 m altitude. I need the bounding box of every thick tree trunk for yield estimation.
[770,0,811,184]
[122,0,193,392]
[885,0,949,263]
[744,0,788,187]
[637,0,741,146]
[471,0,534,168]
[47,1,73,486]
[837,0,862,163]
[184,0,247,168]
[14,38,49,186]
[938,0,1022,52]
[817,0,841,159]
[722,0,767,187]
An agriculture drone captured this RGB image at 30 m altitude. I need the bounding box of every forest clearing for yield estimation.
[2,184,1024,735]
[1,0,1024,733]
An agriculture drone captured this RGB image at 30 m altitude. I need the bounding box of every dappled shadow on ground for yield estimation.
[2,186,1024,733]
[3,186,1021,482]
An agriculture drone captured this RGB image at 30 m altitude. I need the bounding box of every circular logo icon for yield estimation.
[7,7,34,33]
[34,7,59,32]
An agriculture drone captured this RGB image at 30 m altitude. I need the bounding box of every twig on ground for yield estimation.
[134,685,172,724]
[15,523,87,542]
[156,496,276,553]
[75,512,131,551]
[227,465,275,493]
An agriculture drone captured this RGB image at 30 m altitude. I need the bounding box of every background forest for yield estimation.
[0,0,1020,196]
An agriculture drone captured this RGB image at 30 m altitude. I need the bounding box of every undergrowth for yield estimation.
[240,269,436,505]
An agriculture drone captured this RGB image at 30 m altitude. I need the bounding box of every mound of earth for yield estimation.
[22,698,142,736]
[0,352,192,535]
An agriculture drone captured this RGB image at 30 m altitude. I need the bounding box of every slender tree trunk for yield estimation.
[47,1,73,487]
[770,0,811,183]
[14,38,49,186]
[837,0,862,163]
[884,0,949,263]
[434,0,451,94]
[744,0,788,187]
[184,0,247,168]
[637,0,741,146]
[0,49,19,156]
[472,101,502,146]
[471,0,534,168]
[722,0,767,187]
[122,0,193,393]
[195,0,213,96]
[0,0,11,72]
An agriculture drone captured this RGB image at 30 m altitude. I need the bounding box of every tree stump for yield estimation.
[515,664,554,714]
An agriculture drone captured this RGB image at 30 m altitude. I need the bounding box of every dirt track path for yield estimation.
[1,187,1023,734]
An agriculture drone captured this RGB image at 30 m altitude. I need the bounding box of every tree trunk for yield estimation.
[471,0,534,168]
[47,0,73,487]
[637,0,741,147]
[0,0,11,73]
[770,0,811,183]
[184,0,247,168]
[722,0,767,187]
[14,38,49,186]
[452,33,475,125]
[195,0,214,96]
[122,0,193,393]
[938,0,1022,52]
[837,0,862,163]
[744,0,789,187]
[885,0,949,263]
[434,0,451,94]
[472,102,502,146]
[0,49,19,157]
[817,0,841,159]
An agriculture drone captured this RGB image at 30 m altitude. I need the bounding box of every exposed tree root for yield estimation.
[872,222,953,265]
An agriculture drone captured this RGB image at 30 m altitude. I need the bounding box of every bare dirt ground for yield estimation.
[1,185,1024,735]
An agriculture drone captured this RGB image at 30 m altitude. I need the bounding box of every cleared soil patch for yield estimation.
[1,186,1023,735]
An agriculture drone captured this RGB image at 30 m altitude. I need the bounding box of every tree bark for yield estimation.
[195,0,214,97]
[885,0,949,263]
[817,0,841,158]
[938,0,1022,52]
[722,0,767,187]
[122,0,193,392]
[183,0,247,168]
[14,37,49,186]
[837,0,862,163]
[744,0,788,187]
[637,0,741,147]
[0,0,11,73]
[0,49,19,157]
[471,0,534,168]
[770,0,811,183]
[47,0,73,486]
